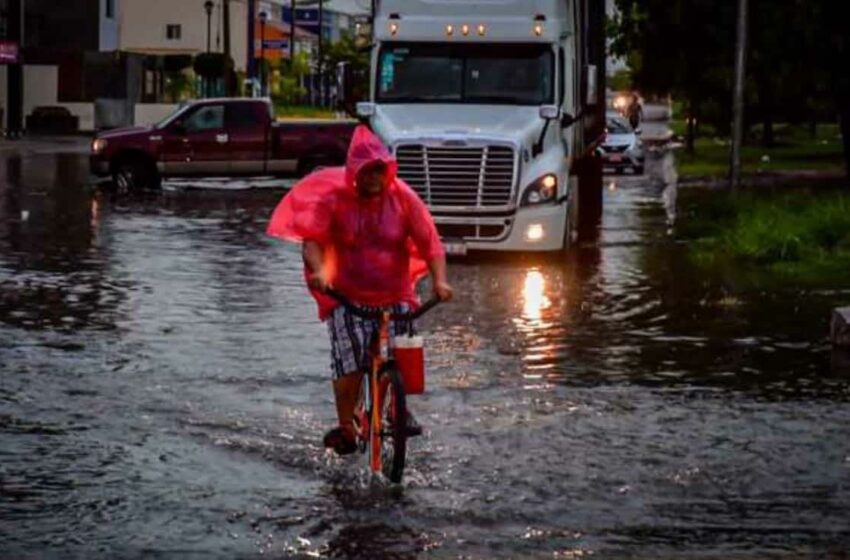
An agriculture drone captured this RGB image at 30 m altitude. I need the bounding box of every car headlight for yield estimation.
[520,174,557,206]
[91,138,108,154]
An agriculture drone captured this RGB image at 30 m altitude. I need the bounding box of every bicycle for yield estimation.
[325,288,441,483]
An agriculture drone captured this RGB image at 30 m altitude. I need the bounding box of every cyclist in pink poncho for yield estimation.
[267,125,452,455]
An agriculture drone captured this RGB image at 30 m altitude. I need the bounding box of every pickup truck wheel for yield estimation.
[113,161,160,193]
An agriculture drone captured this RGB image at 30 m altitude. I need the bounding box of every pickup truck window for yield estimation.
[227,103,265,129]
[185,105,225,132]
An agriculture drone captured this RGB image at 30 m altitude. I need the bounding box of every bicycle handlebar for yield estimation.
[324,287,441,321]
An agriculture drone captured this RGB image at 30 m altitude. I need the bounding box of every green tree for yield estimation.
[322,32,370,110]
[273,52,310,105]
[611,0,737,153]
[611,0,849,178]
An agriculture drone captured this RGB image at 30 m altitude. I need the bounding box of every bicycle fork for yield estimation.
[368,311,392,473]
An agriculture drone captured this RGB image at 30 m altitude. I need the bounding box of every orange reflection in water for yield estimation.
[522,269,551,321]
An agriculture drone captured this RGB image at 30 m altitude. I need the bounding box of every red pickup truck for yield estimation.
[90,98,356,191]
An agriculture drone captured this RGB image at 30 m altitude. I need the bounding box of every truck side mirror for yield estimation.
[356,102,375,118]
[172,121,187,136]
[539,105,561,120]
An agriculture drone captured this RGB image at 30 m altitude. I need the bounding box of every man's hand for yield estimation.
[433,280,454,302]
[308,270,331,293]
[303,240,329,292]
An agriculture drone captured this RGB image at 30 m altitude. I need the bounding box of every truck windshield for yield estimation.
[377,43,554,105]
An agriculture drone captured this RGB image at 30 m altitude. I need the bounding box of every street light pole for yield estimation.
[204,1,213,53]
[204,1,214,98]
[259,11,268,97]
[730,0,749,191]
[5,0,24,138]
[247,0,256,92]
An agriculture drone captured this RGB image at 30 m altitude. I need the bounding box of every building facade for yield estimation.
[1,0,120,131]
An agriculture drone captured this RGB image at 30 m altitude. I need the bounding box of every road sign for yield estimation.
[0,40,19,64]
[262,39,289,50]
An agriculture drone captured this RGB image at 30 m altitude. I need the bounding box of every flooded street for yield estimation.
[2,146,850,558]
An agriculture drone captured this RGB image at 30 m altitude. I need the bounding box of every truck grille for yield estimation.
[395,144,515,207]
[437,223,508,240]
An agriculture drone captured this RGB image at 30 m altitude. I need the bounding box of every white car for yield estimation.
[599,111,645,174]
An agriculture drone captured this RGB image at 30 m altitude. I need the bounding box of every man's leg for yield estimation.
[333,370,362,436]
[325,306,368,455]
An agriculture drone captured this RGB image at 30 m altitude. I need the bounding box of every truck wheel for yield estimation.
[576,155,603,242]
[562,187,579,254]
[113,160,160,193]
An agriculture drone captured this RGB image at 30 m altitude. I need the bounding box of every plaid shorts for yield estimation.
[327,303,416,379]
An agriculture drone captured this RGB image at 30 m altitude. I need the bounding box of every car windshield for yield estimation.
[607,116,632,134]
[155,104,191,129]
[377,43,554,105]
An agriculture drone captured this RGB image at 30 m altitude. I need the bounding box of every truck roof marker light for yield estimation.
[477,24,486,36]
[461,24,470,36]
[534,14,546,36]
[446,24,454,36]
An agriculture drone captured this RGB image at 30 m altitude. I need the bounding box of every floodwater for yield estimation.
[1,147,849,559]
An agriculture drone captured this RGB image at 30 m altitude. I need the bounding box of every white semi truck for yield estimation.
[342,0,606,253]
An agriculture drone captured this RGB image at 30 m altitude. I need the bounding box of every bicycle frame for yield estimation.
[370,311,392,473]
[349,310,393,474]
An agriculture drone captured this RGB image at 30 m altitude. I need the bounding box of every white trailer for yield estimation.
[347,0,606,253]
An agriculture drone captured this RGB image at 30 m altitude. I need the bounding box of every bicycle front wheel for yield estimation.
[371,365,408,483]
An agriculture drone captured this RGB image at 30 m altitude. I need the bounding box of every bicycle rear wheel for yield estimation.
[371,365,407,483]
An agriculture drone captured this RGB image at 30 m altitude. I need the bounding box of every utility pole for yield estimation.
[223,0,231,56]
[247,0,255,92]
[290,0,297,62]
[223,0,232,94]
[317,0,323,105]
[5,0,24,138]
[730,0,749,191]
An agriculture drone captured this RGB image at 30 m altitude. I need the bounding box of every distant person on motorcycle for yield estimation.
[266,125,453,455]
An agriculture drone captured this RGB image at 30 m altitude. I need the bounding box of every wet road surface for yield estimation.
[1,147,850,559]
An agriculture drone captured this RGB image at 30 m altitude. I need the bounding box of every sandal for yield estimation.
[323,427,358,455]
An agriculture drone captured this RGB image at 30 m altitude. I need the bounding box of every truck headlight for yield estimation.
[520,174,557,206]
[91,138,108,154]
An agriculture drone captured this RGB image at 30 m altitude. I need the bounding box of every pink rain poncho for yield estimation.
[266,126,444,320]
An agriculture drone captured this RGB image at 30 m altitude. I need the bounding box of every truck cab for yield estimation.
[354,0,605,253]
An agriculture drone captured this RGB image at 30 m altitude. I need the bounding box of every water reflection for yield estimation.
[521,269,551,322]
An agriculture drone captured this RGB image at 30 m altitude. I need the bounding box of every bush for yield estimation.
[686,192,850,272]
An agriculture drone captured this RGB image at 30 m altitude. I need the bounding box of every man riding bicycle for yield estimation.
[267,126,453,455]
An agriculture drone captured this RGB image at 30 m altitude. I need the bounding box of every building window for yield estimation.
[144,70,157,97]
[166,24,182,40]
[106,0,115,19]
